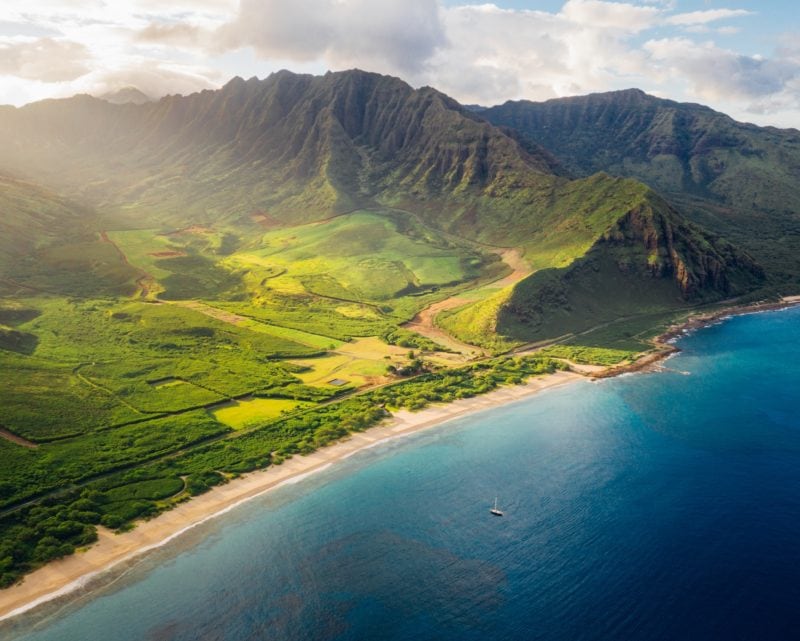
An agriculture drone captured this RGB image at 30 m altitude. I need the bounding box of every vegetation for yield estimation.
[0,355,562,587]
[0,298,321,440]
[212,398,311,430]
[380,327,449,352]
[536,345,637,366]
[441,190,764,347]
[0,176,97,276]
[0,412,229,509]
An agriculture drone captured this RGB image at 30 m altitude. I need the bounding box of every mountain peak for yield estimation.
[98,86,152,105]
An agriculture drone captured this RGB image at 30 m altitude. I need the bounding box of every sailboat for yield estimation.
[490,497,504,517]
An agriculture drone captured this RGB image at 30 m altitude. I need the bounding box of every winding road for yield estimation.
[403,247,533,357]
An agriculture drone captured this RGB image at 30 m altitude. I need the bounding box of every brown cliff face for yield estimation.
[599,195,763,299]
[494,190,765,342]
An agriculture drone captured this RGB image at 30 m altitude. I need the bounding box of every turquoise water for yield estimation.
[5,307,800,640]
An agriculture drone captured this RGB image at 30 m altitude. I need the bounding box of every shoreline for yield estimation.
[592,295,800,379]
[0,369,582,623]
[4,295,798,624]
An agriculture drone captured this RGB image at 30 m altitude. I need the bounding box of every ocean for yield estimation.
[6,306,800,640]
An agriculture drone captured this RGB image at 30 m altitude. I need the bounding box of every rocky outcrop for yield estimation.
[600,196,764,298]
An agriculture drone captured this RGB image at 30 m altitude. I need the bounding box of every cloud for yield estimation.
[644,37,800,104]
[71,61,221,99]
[666,9,752,27]
[0,20,61,38]
[217,0,446,74]
[135,22,206,47]
[560,0,660,32]
[415,3,797,125]
[131,0,235,10]
[0,38,91,82]
[415,2,657,105]
[0,1,796,128]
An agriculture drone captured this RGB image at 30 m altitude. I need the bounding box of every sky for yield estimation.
[0,1,798,128]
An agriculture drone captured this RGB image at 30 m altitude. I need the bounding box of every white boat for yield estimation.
[490,497,504,516]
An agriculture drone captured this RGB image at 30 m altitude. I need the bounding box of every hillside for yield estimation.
[0,177,83,269]
[0,70,767,341]
[439,181,764,348]
[0,70,565,233]
[480,90,800,286]
[98,87,153,105]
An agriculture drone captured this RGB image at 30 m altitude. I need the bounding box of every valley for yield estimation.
[0,69,795,594]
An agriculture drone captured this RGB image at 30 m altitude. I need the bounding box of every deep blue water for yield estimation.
[5,307,800,641]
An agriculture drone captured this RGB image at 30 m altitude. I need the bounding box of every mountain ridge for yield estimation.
[480,88,800,287]
[0,70,769,344]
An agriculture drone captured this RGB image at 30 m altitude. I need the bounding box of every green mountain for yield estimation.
[480,89,800,287]
[0,176,88,272]
[0,70,564,231]
[439,178,764,348]
[497,188,763,342]
[0,175,141,298]
[0,71,767,344]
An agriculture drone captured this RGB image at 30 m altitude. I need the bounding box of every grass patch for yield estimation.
[233,210,491,302]
[212,398,310,430]
[0,297,319,439]
[537,345,638,366]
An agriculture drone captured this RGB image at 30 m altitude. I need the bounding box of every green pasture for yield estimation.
[0,296,322,439]
[536,345,638,366]
[0,411,229,509]
[0,352,143,440]
[212,398,311,430]
[235,211,490,301]
[9,238,139,297]
[218,295,395,340]
[107,227,243,300]
[105,229,180,281]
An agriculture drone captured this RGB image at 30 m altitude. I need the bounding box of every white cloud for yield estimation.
[644,37,798,103]
[414,2,797,127]
[414,2,664,105]
[135,22,206,48]
[666,9,752,27]
[217,0,446,74]
[71,62,220,98]
[560,0,660,32]
[0,38,91,81]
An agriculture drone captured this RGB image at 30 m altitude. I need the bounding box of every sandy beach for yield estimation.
[0,369,582,622]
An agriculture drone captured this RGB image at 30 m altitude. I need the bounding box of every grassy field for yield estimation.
[229,211,492,302]
[536,345,638,366]
[0,296,325,440]
[212,398,311,430]
[0,209,491,444]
